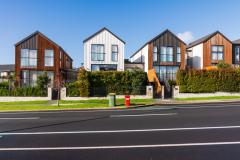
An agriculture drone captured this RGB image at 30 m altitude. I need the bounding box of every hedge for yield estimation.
[176,68,240,93]
[66,68,148,97]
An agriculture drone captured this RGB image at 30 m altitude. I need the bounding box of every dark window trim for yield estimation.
[44,49,54,67]
[153,46,158,62]
[91,64,118,71]
[235,46,240,63]
[211,45,224,61]
[91,44,105,61]
[20,49,38,68]
[177,46,181,63]
[160,46,174,62]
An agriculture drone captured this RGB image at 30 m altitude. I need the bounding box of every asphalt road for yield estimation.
[1,102,240,159]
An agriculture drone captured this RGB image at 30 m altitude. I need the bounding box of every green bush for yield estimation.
[176,68,240,93]
[67,68,148,97]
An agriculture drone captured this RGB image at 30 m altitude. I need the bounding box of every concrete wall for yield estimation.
[0,88,52,102]
[173,86,240,98]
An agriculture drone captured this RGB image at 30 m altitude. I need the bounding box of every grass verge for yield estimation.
[0,98,154,111]
[175,96,240,101]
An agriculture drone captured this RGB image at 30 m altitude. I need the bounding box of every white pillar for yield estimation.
[48,88,52,100]
[61,87,67,100]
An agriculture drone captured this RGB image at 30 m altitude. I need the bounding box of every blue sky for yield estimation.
[0,0,239,67]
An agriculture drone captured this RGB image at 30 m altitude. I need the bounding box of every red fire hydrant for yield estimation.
[125,95,130,107]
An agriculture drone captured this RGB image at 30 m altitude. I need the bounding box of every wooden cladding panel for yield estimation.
[180,43,186,69]
[203,33,232,68]
[148,42,153,70]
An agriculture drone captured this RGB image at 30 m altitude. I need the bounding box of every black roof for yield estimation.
[83,27,125,44]
[130,29,186,58]
[187,31,232,49]
[0,64,15,72]
[233,39,240,44]
[15,31,73,61]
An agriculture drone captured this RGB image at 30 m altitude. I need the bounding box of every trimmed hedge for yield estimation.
[66,68,148,97]
[176,68,240,93]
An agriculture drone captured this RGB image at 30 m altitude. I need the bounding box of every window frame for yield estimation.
[211,45,224,61]
[160,46,173,62]
[235,46,240,63]
[44,49,54,67]
[153,46,158,62]
[20,49,37,68]
[177,47,181,63]
[91,44,105,61]
[111,45,118,62]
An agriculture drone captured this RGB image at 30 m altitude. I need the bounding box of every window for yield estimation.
[161,47,173,62]
[21,71,54,87]
[91,44,105,61]
[154,66,179,82]
[20,49,37,68]
[153,47,158,62]
[91,64,117,71]
[111,45,118,62]
[235,47,240,63]
[211,46,224,61]
[45,49,54,67]
[177,47,181,63]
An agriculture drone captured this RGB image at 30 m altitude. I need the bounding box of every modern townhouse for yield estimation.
[186,31,232,69]
[0,64,15,82]
[130,29,186,83]
[15,31,73,88]
[232,39,240,66]
[83,27,125,71]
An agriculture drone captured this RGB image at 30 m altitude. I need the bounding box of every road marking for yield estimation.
[1,141,240,151]
[110,113,177,118]
[0,117,39,120]
[2,125,240,136]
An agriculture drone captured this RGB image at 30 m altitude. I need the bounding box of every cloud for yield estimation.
[177,31,194,44]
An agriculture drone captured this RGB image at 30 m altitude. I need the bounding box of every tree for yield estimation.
[36,72,50,96]
[77,67,90,97]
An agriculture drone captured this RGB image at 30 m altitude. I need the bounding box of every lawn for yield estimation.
[175,96,240,101]
[0,98,154,111]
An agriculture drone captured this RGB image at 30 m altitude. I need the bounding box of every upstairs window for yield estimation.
[45,49,54,67]
[161,47,173,62]
[153,46,158,62]
[177,47,181,62]
[235,47,240,63]
[211,46,224,61]
[111,45,118,62]
[91,44,105,61]
[20,49,37,68]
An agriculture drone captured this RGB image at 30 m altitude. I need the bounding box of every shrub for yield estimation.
[177,68,240,93]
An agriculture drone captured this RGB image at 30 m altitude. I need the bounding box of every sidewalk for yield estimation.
[155,99,240,105]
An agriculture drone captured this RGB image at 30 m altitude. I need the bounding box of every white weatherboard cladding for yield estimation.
[84,30,125,71]
[190,43,203,69]
[130,44,148,72]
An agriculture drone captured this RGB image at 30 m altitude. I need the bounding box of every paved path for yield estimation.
[1,102,240,159]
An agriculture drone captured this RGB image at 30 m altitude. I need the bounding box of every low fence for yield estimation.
[0,88,52,102]
[173,86,240,99]
[61,86,154,100]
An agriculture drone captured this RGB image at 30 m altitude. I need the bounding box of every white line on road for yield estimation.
[110,113,177,118]
[0,117,39,120]
[2,125,240,136]
[1,141,240,151]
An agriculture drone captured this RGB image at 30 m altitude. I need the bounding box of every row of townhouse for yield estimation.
[1,28,240,89]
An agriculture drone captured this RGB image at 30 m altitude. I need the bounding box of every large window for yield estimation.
[211,46,224,61]
[160,47,173,62]
[45,49,54,67]
[154,66,179,82]
[153,46,158,62]
[20,49,37,68]
[91,44,105,61]
[91,64,117,71]
[111,45,118,62]
[177,47,181,63]
[21,71,54,87]
[235,47,240,63]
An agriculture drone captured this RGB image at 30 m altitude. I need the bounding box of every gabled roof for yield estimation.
[0,64,15,72]
[233,39,240,44]
[83,27,125,44]
[187,31,232,49]
[130,29,186,58]
[15,31,73,61]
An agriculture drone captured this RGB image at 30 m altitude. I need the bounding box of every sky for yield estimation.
[0,0,239,67]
